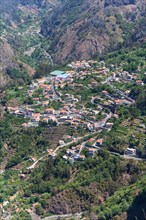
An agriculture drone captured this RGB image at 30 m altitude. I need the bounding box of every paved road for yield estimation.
[41,212,82,220]
[54,132,98,153]
[27,155,47,169]
[26,132,98,170]
[79,141,86,154]
[101,75,135,104]
[91,142,146,161]
[111,150,146,161]
[120,154,146,161]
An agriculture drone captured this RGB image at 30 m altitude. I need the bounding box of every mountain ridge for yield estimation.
[41,0,146,63]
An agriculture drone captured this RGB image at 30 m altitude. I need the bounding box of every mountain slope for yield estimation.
[0,40,18,88]
[0,39,35,88]
[0,0,62,88]
[41,0,146,63]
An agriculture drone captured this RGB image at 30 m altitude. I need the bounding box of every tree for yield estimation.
[24,189,31,197]
[0,195,3,203]
[35,204,43,216]
[34,63,53,78]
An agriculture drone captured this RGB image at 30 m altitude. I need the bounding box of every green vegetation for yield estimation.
[102,43,146,73]
[6,68,31,85]
[0,3,146,217]
[95,175,146,220]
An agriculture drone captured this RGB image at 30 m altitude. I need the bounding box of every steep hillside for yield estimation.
[94,175,146,220]
[41,0,146,63]
[0,40,18,88]
[0,39,35,88]
[0,0,61,29]
[0,42,146,219]
[1,0,145,80]
[0,0,62,88]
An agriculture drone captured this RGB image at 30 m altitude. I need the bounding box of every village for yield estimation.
[0,59,146,219]
[6,59,145,163]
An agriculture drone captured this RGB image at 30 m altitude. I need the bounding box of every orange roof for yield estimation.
[80,155,85,158]
[60,110,68,113]
[96,139,103,143]
[33,113,40,116]
[102,90,108,94]
[115,99,122,103]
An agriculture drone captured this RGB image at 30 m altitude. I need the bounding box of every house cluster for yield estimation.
[7,59,144,134]
[63,146,86,163]
[110,70,144,85]
[7,68,114,130]
[99,68,145,107]
[7,101,111,131]
[63,138,104,163]
[101,90,134,107]
[67,60,92,69]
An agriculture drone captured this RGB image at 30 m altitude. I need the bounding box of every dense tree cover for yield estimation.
[23,151,145,205]
[95,175,146,220]
[1,150,144,218]
[129,85,146,115]
[6,68,31,85]
[102,43,146,73]
[34,63,53,78]
[0,114,50,168]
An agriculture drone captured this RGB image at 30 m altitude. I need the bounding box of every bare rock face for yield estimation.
[0,40,16,88]
[41,0,146,63]
[0,40,17,70]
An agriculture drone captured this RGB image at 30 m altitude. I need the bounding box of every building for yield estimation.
[87,148,98,156]
[96,139,104,146]
[49,70,68,79]
[125,148,137,156]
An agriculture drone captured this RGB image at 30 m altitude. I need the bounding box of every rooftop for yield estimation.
[50,70,66,76]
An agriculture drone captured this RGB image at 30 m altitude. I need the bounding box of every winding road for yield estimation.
[26,132,99,170]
